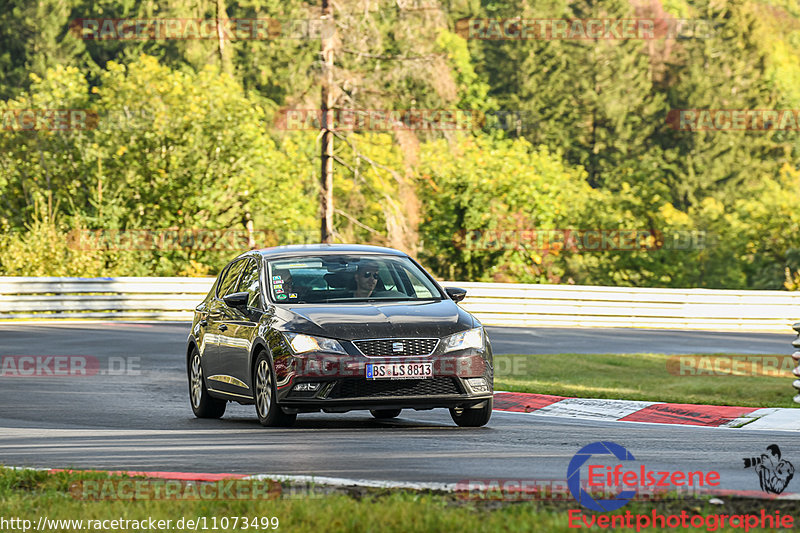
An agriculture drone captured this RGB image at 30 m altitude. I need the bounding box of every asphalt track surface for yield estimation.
[0,322,798,493]
[485,326,795,355]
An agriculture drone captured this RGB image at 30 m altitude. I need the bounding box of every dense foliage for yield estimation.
[0,0,798,288]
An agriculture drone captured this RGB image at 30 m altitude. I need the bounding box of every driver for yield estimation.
[353,262,380,298]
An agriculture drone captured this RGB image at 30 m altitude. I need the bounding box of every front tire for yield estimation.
[370,409,402,419]
[449,398,492,427]
[254,352,296,427]
[189,349,226,419]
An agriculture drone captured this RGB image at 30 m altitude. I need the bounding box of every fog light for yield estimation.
[465,377,490,393]
[293,382,320,392]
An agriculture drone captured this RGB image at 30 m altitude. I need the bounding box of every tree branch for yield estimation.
[334,208,382,235]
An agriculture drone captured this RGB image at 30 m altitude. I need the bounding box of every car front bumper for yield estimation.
[274,351,493,413]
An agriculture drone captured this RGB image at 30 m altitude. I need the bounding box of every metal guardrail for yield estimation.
[450,282,800,331]
[793,323,800,404]
[0,277,799,332]
[0,277,212,321]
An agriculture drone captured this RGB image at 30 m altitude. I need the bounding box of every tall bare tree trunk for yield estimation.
[216,0,232,74]
[319,0,335,243]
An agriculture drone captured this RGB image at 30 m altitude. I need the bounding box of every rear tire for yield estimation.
[189,349,226,419]
[370,409,402,419]
[449,398,492,427]
[254,352,296,427]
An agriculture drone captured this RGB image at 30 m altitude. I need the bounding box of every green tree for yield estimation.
[417,135,608,283]
[0,55,317,276]
[469,0,668,189]
[0,0,86,99]
[659,0,787,209]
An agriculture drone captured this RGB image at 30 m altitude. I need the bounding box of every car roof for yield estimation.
[240,243,409,261]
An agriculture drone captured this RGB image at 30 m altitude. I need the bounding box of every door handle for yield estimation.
[219,324,228,332]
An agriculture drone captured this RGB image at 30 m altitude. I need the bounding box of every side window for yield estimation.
[216,260,246,298]
[237,259,261,308]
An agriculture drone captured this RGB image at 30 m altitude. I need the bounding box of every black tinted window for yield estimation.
[237,258,261,308]
[217,259,246,298]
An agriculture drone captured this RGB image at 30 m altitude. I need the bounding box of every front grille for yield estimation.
[326,378,461,399]
[354,338,438,357]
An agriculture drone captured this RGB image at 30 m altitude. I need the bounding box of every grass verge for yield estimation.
[493,353,796,408]
[1,468,796,533]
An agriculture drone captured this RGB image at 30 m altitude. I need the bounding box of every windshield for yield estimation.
[267,255,443,304]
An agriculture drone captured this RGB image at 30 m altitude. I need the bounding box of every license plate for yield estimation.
[366,362,432,380]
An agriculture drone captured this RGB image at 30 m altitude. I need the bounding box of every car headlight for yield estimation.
[442,327,484,353]
[283,333,347,355]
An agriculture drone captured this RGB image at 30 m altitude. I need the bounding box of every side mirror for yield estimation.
[223,291,249,309]
[444,287,467,303]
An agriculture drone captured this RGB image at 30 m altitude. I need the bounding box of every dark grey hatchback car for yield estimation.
[186,244,494,427]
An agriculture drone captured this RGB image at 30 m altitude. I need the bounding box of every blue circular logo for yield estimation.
[567,441,637,512]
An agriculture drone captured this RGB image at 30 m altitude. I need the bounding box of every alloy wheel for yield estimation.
[256,359,272,418]
[190,354,203,409]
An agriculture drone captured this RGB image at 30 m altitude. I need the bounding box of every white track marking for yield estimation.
[531,398,659,421]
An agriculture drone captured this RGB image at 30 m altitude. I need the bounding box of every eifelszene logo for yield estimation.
[568,441,637,512]
[567,441,721,512]
[743,445,795,494]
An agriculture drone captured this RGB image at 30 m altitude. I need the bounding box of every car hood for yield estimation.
[275,299,475,340]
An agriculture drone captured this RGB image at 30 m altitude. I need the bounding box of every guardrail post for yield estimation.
[793,322,800,404]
